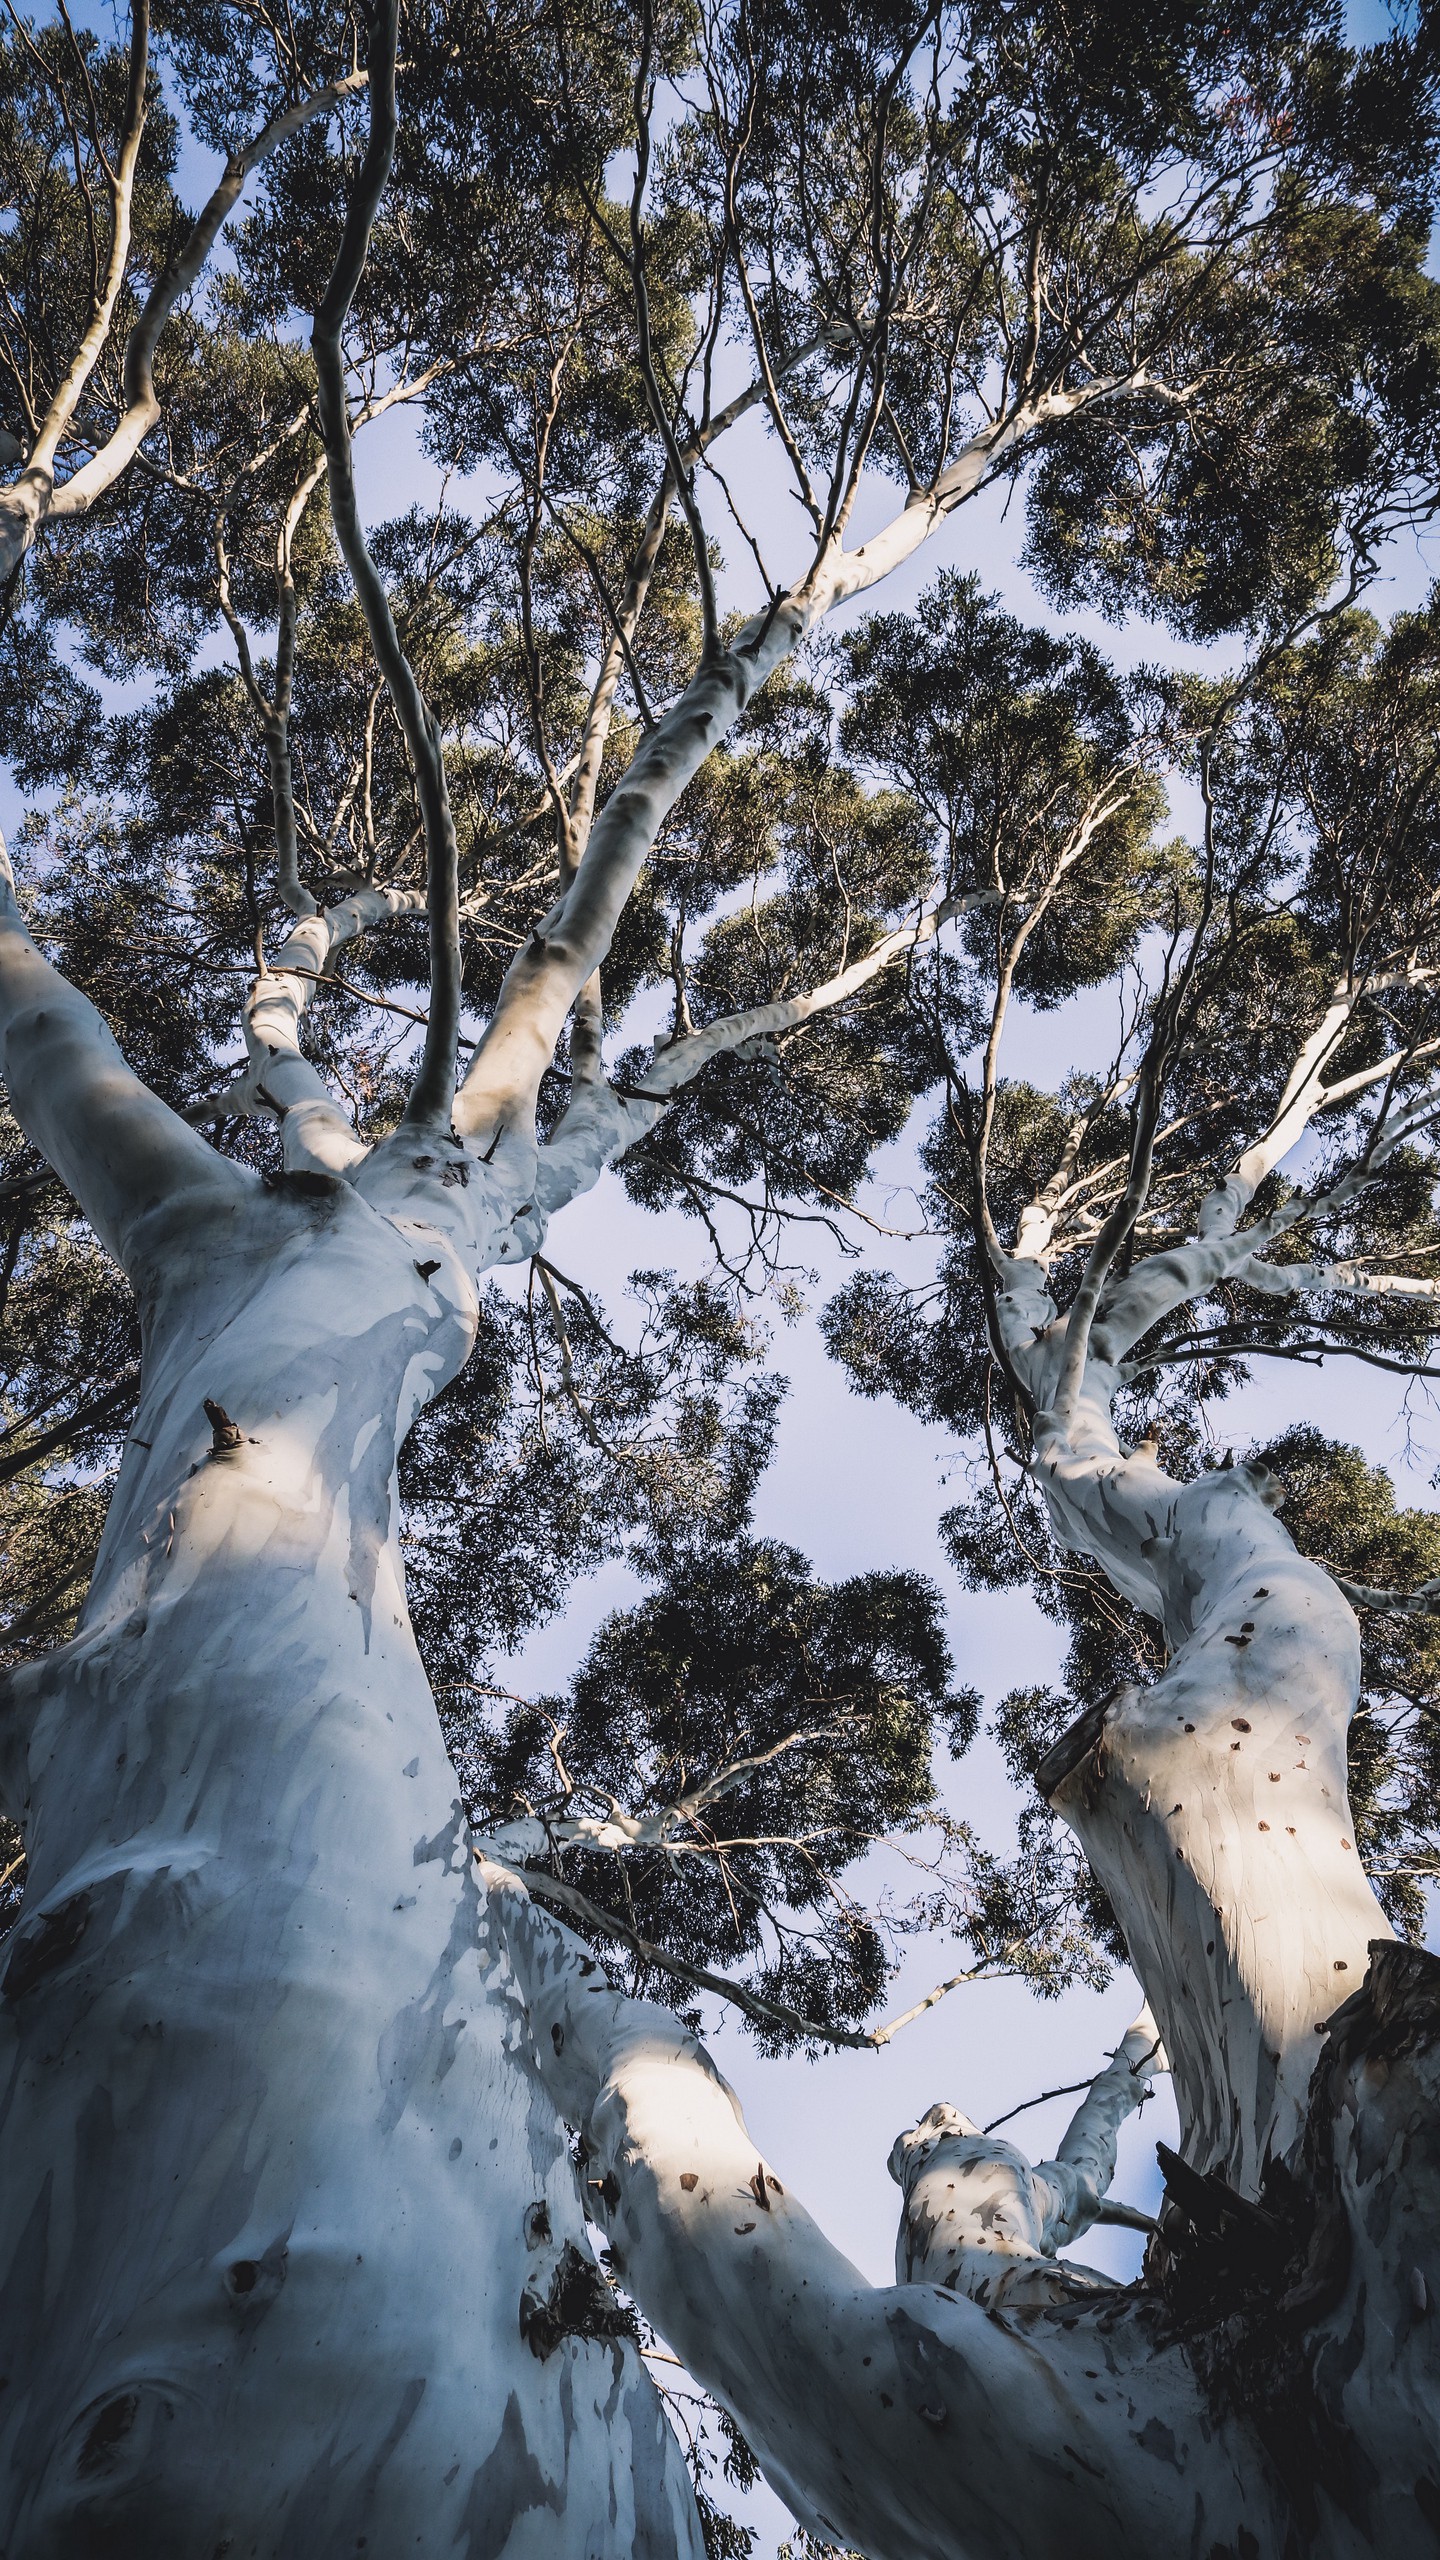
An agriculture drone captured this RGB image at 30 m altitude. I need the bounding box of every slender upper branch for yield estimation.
[1093,970,1440,1367]
[0,36,369,574]
[21,0,148,485]
[311,1,460,1132]
[525,887,1000,1226]
[191,885,424,1177]
[453,364,1147,1158]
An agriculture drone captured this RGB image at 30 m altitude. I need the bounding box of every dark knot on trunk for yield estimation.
[203,1398,244,1455]
[518,2241,636,2360]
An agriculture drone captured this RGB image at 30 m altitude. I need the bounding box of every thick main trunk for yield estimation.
[0,1176,700,2556]
[1030,1378,1391,2196]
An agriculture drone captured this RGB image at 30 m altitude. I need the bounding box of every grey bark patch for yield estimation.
[281,2375,427,2548]
[75,2389,140,2478]
[376,1840,479,2132]
[518,2242,636,2359]
[2,1889,92,2002]
[435,2014,467,2082]
[413,1800,468,1872]
[457,2390,564,2560]
[1414,2475,1440,2535]
[622,2360,699,2559]
[1136,2414,1180,2466]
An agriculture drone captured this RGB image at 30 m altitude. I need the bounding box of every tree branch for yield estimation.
[190,884,425,1177]
[487,1859,1245,2560]
[0,43,369,575]
[475,1843,987,2052]
[0,833,246,1269]
[311,6,460,1132]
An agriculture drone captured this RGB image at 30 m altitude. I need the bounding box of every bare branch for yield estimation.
[311,4,460,1133]
[0,832,246,1270]
[0,0,148,570]
[1,44,370,574]
[481,1837,998,2053]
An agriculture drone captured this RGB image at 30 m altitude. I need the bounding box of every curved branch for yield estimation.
[0,835,246,1268]
[310,7,460,1132]
[190,884,424,1176]
[527,887,999,1222]
[1240,1256,1440,1306]
[0,44,368,576]
[487,1860,1265,2560]
[454,367,1160,1157]
[475,1844,989,2053]
[1095,1067,1440,1370]
[1330,1570,1440,1619]
[480,1719,857,1862]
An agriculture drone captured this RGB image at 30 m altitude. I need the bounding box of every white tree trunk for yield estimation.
[492,1807,1440,2560]
[474,1255,1440,2558]
[0,1154,702,2552]
[1032,1407,1390,2194]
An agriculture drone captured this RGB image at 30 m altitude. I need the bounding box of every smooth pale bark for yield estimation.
[0,760,998,2548]
[0,862,703,2552]
[1010,1208,1396,2198]
[0,1218,703,2552]
[1035,1423,1388,2191]
[492,1866,1295,2560]
[977,973,1431,2197]
[889,2010,1163,2306]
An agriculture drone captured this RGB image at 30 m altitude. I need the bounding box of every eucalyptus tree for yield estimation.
[1,0,1439,2554]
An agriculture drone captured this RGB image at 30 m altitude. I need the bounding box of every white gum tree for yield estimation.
[483,652,1440,2559]
[2,0,1440,2551]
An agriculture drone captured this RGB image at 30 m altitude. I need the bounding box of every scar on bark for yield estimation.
[518,2242,637,2359]
[261,1165,343,1197]
[203,1399,244,1455]
[1033,1689,1120,1800]
[1,1886,93,2001]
